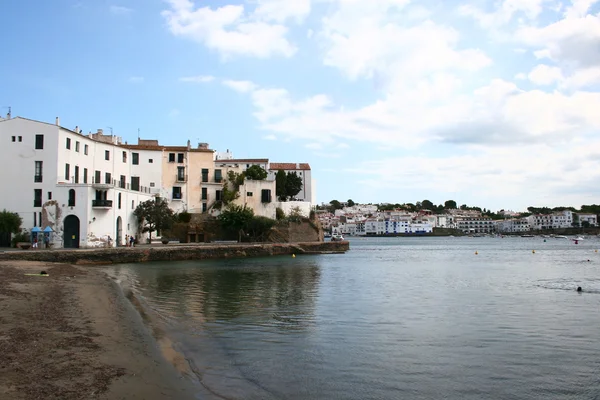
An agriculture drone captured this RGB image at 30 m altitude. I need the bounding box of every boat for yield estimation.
[572,236,585,241]
[555,235,568,239]
[331,234,345,242]
[521,234,534,238]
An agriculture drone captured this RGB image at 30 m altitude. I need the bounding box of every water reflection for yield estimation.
[115,258,322,332]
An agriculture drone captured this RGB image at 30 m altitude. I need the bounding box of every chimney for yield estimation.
[55,117,60,126]
[75,125,79,133]
[187,139,191,150]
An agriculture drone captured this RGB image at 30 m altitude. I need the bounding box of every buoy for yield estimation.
[475,251,478,255]
[543,239,546,242]
[292,254,296,258]
[596,249,598,253]
[532,250,535,254]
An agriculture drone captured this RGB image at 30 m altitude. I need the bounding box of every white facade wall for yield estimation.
[578,213,598,227]
[0,117,152,248]
[497,218,531,233]
[365,220,433,235]
[277,201,312,218]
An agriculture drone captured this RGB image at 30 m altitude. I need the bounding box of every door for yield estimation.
[63,215,80,248]
[116,216,123,247]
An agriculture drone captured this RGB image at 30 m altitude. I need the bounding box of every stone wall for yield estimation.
[0,241,349,265]
[268,219,324,243]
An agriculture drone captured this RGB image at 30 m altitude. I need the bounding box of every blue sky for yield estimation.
[2,0,600,211]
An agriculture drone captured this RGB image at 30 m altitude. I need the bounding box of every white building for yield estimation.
[527,210,573,230]
[455,217,495,233]
[268,163,314,203]
[0,117,154,248]
[577,213,598,227]
[497,218,531,233]
[364,219,432,235]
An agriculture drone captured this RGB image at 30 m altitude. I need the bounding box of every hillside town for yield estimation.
[0,114,315,248]
[316,203,599,236]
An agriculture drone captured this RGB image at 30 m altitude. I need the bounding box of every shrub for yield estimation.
[11,230,30,248]
[276,207,285,220]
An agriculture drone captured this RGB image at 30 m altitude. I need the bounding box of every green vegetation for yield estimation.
[134,198,175,241]
[275,170,303,201]
[218,204,277,242]
[0,209,22,234]
[244,165,268,180]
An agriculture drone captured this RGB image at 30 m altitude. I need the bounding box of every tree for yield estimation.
[0,209,22,234]
[245,216,276,242]
[133,198,174,241]
[421,200,434,210]
[245,165,268,180]
[285,172,303,200]
[444,200,457,209]
[329,200,343,212]
[220,170,244,206]
[218,204,255,242]
[275,170,287,201]
[347,199,356,207]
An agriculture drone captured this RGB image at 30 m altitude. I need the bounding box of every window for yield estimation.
[94,170,101,184]
[148,159,153,163]
[34,212,36,227]
[202,188,208,200]
[83,168,88,184]
[216,190,222,201]
[118,193,122,209]
[177,153,184,163]
[150,182,155,187]
[34,161,43,183]
[120,175,126,189]
[247,192,253,197]
[11,136,15,142]
[84,144,88,155]
[177,166,185,182]
[105,150,110,160]
[168,153,175,162]
[122,151,127,163]
[74,166,79,184]
[261,189,272,203]
[131,177,140,191]
[18,136,22,142]
[172,187,182,200]
[215,169,222,183]
[75,141,80,152]
[34,189,42,207]
[131,200,134,209]
[65,164,70,181]
[68,189,76,207]
[132,153,139,165]
[66,138,71,149]
[35,134,44,149]
[48,192,52,200]
[202,203,207,212]
[202,169,209,183]
[105,172,111,184]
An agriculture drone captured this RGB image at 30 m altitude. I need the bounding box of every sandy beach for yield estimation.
[0,261,200,400]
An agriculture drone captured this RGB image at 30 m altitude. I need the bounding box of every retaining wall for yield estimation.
[0,241,349,265]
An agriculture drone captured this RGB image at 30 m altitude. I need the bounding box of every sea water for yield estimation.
[109,237,600,399]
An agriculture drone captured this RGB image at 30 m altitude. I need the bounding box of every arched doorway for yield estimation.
[116,216,123,247]
[63,215,80,248]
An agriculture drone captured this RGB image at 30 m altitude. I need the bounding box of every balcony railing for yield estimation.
[92,199,113,208]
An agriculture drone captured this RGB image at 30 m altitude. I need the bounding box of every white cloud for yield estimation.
[179,75,215,83]
[162,0,297,59]
[110,5,133,15]
[528,64,563,85]
[252,0,311,23]
[263,134,277,140]
[128,76,144,83]
[222,79,258,93]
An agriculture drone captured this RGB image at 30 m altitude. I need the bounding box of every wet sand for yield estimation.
[0,261,200,400]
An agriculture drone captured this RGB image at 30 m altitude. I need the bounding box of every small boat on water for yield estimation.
[572,236,585,241]
[331,234,345,242]
[521,234,534,238]
[555,235,568,239]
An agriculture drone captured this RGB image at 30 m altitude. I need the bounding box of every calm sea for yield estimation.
[109,237,600,399]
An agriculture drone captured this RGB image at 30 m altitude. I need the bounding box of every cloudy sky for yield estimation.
[2,0,600,211]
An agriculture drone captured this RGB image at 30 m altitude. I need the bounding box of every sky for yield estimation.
[2,0,600,212]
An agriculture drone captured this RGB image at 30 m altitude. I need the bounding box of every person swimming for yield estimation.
[577,286,582,292]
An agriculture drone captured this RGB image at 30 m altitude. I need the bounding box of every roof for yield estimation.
[121,144,214,153]
[269,162,311,170]
[215,159,269,163]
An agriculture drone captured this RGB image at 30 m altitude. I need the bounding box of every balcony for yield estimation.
[92,178,112,189]
[92,199,113,209]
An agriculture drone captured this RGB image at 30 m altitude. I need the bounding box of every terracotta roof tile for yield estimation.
[269,162,311,170]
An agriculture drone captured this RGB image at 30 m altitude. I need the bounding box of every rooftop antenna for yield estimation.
[1,106,10,118]
[138,128,140,141]
[107,126,113,135]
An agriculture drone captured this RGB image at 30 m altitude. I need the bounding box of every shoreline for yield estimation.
[0,261,202,399]
[0,241,349,265]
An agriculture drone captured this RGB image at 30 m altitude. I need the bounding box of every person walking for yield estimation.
[129,235,135,248]
[32,236,38,249]
[125,234,129,247]
[44,235,49,249]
